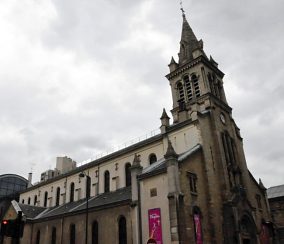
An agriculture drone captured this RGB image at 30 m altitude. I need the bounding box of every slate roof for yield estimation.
[267,184,284,199]
[18,203,46,219]
[140,144,202,178]
[18,186,132,221]
[36,199,86,219]
[76,186,131,211]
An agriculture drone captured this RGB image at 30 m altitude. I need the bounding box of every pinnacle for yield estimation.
[164,140,178,159]
[160,108,170,120]
[169,56,177,65]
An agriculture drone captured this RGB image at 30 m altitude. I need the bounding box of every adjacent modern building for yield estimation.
[0,174,28,219]
[0,174,28,244]
[1,12,275,244]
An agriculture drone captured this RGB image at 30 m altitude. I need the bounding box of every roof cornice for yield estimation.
[166,56,224,80]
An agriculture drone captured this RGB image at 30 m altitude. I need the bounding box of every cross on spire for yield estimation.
[179,0,186,17]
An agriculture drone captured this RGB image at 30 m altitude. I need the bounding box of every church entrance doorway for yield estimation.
[242,238,251,244]
[240,215,257,244]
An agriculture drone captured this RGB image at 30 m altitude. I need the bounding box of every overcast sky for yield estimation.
[0,0,283,188]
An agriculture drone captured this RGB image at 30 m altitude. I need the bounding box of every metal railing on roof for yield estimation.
[79,128,160,166]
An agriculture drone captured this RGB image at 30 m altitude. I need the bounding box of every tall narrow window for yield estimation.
[70,224,76,244]
[187,172,197,194]
[149,154,157,165]
[217,82,223,100]
[215,81,220,98]
[192,75,200,97]
[70,182,75,202]
[177,82,185,104]
[184,75,193,101]
[125,163,132,187]
[92,220,99,244]
[36,230,40,244]
[256,194,262,209]
[22,199,25,204]
[56,187,60,206]
[44,191,48,207]
[51,227,56,244]
[221,132,237,166]
[104,171,110,193]
[86,176,91,199]
[118,216,127,244]
[28,197,31,205]
[34,195,37,206]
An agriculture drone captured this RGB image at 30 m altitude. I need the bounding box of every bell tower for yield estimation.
[166,12,228,123]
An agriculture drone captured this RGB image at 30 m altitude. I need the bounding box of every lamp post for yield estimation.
[79,172,91,244]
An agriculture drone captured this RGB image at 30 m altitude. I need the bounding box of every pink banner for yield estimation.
[194,214,203,244]
[260,224,270,244]
[148,208,163,244]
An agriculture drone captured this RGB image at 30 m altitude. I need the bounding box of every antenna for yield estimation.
[30,162,35,173]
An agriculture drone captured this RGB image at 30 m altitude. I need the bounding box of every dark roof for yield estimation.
[76,186,131,211]
[139,144,202,179]
[267,184,284,199]
[18,203,46,219]
[37,199,86,219]
[27,187,131,220]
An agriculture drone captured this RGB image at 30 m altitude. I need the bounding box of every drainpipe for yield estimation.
[138,178,142,244]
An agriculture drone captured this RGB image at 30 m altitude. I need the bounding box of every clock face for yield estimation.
[220,113,226,124]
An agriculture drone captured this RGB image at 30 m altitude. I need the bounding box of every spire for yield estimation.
[160,108,170,133]
[178,11,203,64]
[168,56,178,72]
[160,108,170,120]
[169,56,177,65]
[164,140,178,159]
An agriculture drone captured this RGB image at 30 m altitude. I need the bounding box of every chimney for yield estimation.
[28,172,33,187]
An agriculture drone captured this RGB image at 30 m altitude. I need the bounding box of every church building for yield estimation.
[2,11,274,244]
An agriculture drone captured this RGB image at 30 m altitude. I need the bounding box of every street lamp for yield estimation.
[79,172,91,244]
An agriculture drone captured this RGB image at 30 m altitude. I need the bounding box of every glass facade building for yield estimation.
[0,174,28,199]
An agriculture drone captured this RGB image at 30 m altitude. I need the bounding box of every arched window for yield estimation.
[44,191,48,207]
[184,75,193,101]
[92,220,99,244]
[104,171,110,193]
[70,224,76,244]
[56,187,60,206]
[28,197,31,205]
[125,163,132,187]
[51,227,56,244]
[149,154,157,165]
[34,195,37,206]
[191,74,200,98]
[36,230,40,244]
[118,216,127,244]
[177,82,185,104]
[70,182,75,202]
[22,199,24,204]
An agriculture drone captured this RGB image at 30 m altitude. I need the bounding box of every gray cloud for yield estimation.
[0,0,283,187]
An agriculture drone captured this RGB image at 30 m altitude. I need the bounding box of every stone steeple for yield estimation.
[178,13,204,65]
[166,10,227,124]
